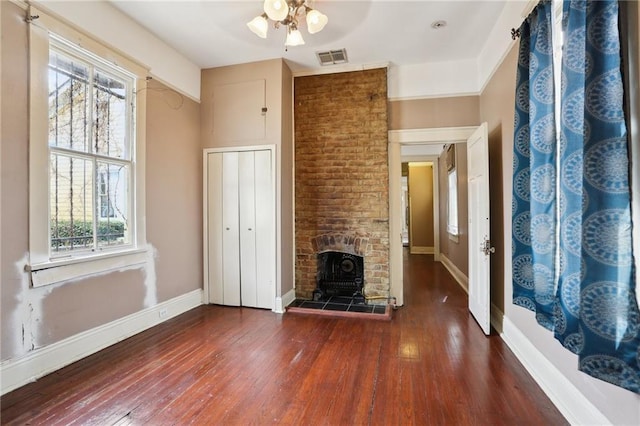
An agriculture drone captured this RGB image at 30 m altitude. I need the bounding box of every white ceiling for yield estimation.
[109,0,511,73]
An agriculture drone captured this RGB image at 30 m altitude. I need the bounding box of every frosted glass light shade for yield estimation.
[247,15,268,38]
[306,9,328,34]
[263,0,289,21]
[285,29,305,46]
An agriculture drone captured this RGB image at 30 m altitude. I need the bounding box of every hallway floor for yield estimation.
[0,252,567,425]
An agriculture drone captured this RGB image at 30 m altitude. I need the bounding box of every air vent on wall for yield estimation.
[316,49,348,66]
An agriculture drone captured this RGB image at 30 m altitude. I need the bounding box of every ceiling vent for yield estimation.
[316,49,348,66]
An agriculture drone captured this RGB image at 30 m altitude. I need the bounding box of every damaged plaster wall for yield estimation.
[9,251,155,355]
[1,1,202,364]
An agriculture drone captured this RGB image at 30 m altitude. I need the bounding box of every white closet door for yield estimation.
[254,150,275,309]
[222,152,241,306]
[205,148,274,310]
[238,151,258,307]
[207,152,224,305]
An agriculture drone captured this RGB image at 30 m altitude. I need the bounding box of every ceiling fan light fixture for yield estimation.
[263,0,289,22]
[247,14,269,38]
[285,26,305,46]
[306,9,328,34]
[249,0,327,47]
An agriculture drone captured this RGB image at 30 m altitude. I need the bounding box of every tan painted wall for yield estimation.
[0,1,201,361]
[201,59,284,149]
[408,163,434,248]
[146,79,203,302]
[388,96,480,130]
[280,62,295,296]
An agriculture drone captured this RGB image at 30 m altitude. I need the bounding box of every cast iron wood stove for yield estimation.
[313,251,365,304]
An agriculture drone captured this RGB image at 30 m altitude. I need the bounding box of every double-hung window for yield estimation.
[48,37,134,255]
[28,6,147,286]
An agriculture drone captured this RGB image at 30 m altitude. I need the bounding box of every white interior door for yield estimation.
[467,123,492,335]
[253,150,275,309]
[222,152,241,306]
[239,151,258,307]
[206,147,275,310]
[207,152,224,305]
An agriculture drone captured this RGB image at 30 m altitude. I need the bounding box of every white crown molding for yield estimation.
[291,61,389,78]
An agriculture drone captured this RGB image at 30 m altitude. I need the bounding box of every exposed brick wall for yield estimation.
[294,68,389,300]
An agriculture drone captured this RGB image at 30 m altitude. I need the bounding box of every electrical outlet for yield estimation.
[159,308,168,319]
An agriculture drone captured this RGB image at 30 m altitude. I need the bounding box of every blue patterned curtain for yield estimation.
[558,0,639,394]
[512,0,558,329]
[513,0,640,393]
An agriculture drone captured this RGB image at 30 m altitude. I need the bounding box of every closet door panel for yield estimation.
[254,150,275,309]
[238,151,258,308]
[206,153,224,304]
[222,152,241,306]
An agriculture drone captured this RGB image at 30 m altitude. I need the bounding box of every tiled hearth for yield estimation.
[286,296,392,321]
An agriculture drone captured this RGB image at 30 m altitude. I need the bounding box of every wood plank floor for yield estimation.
[1,252,567,425]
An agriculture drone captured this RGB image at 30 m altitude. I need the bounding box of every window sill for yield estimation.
[29,248,148,288]
[448,233,459,243]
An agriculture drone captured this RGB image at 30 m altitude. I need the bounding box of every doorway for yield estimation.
[388,127,477,307]
[403,161,438,255]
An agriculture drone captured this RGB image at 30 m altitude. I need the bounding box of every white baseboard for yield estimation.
[501,316,610,425]
[409,246,434,254]
[0,289,203,395]
[440,254,468,293]
[274,288,296,314]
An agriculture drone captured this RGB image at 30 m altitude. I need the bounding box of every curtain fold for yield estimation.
[512,0,640,393]
[559,0,639,393]
[512,0,558,329]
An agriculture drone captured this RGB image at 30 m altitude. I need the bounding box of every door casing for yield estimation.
[389,126,477,307]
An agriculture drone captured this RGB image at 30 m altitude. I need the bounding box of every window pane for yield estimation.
[93,70,128,159]
[96,162,130,249]
[48,51,90,152]
[50,154,94,253]
[448,170,459,235]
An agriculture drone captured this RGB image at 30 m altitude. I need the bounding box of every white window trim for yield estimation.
[28,6,148,287]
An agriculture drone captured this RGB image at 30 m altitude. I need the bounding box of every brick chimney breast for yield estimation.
[294,68,390,300]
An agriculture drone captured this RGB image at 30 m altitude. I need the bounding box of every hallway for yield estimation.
[0,253,566,425]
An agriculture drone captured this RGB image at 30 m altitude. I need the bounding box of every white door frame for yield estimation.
[202,145,278,311]
[389,126,476,307]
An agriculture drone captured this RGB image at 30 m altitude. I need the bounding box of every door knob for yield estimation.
[481,239,495,255]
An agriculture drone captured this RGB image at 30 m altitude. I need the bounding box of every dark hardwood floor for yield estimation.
[1,252,567,425]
